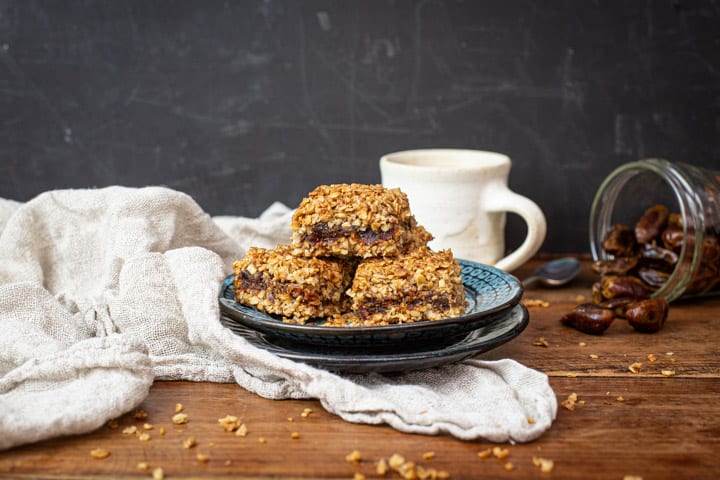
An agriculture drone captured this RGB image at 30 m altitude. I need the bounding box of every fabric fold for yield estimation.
[0,186,556,451]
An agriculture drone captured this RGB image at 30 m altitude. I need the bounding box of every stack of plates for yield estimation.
[219,259,528,373]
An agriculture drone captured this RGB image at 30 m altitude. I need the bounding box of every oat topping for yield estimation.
[290,183,431,258]
[233,244,354,323]
[344,247,465,326]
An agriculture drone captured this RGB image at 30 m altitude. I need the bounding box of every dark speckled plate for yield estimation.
[220,304,528,373]
[219,259,523,348]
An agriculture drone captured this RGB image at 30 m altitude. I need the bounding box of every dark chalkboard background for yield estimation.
[1,0,718,253]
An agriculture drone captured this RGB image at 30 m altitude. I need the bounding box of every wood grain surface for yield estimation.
[1,256,719,479]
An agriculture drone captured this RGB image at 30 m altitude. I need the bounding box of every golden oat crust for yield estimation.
[343,246,466,326]
[290,183,431,258]
[232,245,354,323]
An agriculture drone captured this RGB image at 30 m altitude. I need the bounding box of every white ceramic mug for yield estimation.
[379,149,547,271]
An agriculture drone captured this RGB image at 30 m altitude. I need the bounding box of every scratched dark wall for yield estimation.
[1,1,719,253]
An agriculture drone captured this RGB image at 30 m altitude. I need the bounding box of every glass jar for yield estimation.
[589,159,720,302]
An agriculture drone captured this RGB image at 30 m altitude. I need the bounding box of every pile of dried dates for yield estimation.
[562,204,720,335]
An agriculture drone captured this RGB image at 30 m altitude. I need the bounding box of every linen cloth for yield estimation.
[0,186,557,451]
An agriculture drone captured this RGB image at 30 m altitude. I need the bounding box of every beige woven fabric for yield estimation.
[0,186,556,450]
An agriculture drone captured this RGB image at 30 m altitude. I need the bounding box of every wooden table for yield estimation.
[1,256,718,479]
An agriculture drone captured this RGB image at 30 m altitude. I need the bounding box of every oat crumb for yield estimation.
[224,460,232,466]
[183,436,197,449]
[524,298,550,308]
[89,448,110,459]
[397,461,416,478]
[589,354,599,359]
[134,409,148,420]
[346,449,362,463]
[218,415,241,432]
[175,403,183,413]
[196,453,209,464]
[661,369,676,377]
[578,342,587,347]
[492,447,510,459]
[561,392,578,411]
[235,423,248,437]
[617,396,625,402]
[137,462,150,471]
[477,448,492,459]
[258,437,266,444]
[301,407,313,417]
[143,423,153,430]
[172,412,189,425]
[422,451,435,460]
[533,337,550,347]
[388,453,405,469]
[354,473,366,480]
[628,362,643,374]
[138,432,151,441]
[122,425,137,435]
[152,467,164,480]
[566,373,577,378]
[504,462,514,471]
[647,353,657,362]
[159,426,166,436]
[527,416,536,424]
[376,458,389,475]
[533,456,554,473]
[624,476,643,480]
[291,432,300,439]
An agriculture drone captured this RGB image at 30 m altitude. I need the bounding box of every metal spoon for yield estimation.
[522,257,581,288]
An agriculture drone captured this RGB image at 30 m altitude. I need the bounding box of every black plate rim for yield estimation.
[220,304,529,373]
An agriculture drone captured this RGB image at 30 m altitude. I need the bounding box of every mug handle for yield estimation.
[483,187,547,272]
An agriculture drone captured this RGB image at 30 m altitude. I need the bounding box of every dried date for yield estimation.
[598,275,649,301]
[592,256,639,276]
[635,204,669,244]
[560,303,615,335]
[602,224,637,257]
[636,267,670,289]
[625,298,669,333]
[661,226,685,251]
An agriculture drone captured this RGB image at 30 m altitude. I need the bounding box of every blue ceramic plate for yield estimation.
[219,259,523,348]
[220,304,528,373]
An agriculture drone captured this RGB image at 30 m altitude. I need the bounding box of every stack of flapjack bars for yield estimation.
[232,183,466,326]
